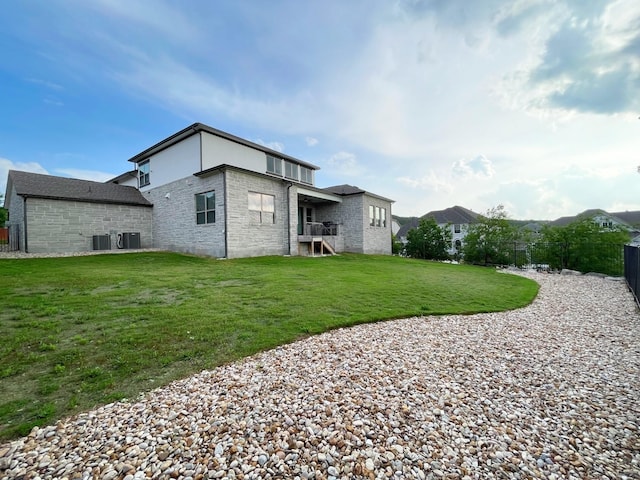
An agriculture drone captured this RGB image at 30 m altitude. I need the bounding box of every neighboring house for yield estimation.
[4,123,394,258]
[548,209,640,241]
[396,205,479,255]
[4,171,152,253]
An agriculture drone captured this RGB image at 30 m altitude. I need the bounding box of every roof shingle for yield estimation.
[8,170,152,207]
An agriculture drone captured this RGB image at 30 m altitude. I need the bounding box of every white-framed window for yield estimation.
[369,205,386,227]
[284,161,299,180]
[195,191,216,225]
[300,166,313,184]
[454,224,461,233]
[248,192,275,224]
[266,155,282,175]
[138,160,150,187]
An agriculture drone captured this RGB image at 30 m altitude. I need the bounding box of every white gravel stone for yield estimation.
[1,270,639,479]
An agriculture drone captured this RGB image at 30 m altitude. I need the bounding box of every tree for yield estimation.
[404,217,452,260]
[538,218,629,275]
[0,194,6,228]
[462,205,519,266]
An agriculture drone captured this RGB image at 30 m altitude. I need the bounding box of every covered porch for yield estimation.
[295,187,344,256]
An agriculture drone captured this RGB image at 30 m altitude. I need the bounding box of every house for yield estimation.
[548,209,640,241]
[4,171,152,253]
[4,123,394,258]
[396,205,479,255]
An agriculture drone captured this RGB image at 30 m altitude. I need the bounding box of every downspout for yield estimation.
[223,170,228,258]
[23,196,28,253]
[286,182,293,255]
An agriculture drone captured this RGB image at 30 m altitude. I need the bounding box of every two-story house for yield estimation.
[396,205,478,255]
[4,123,394,258]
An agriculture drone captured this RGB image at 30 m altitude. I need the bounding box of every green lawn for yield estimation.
[0,252,538,441]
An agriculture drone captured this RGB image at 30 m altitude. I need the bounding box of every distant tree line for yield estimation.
[402,205,630,276]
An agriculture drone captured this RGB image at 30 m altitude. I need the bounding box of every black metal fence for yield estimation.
[624,245,639,308]
[470,242,625,276]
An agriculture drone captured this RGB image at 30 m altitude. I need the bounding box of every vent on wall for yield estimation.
[92,234,111,251]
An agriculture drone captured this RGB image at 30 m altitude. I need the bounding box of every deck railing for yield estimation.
[301,222,340,236]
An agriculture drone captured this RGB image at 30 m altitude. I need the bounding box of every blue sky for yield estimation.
[1,0,639,220]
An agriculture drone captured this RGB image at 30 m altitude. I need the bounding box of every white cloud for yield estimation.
[0,158,49,197]
[452,155,495,179]
[305,137,319,147]
[396,171,453,193]
[54,168,117,182]
[253,139,284,153]
[326,151,363,177]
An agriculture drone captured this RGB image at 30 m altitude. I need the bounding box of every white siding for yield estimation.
[139,134,201,191]
[201,132,265,173]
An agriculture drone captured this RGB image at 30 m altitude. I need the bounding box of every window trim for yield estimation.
[248,191,276,224]
[369,205,387,228]
[266,155,283,175]
[195,190,216,225]
[138,160,150,187]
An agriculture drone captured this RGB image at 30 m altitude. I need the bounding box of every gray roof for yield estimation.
[127,122,320,170]
[549,209,640,227]
[611,210,640,226]
[107,170,137,184]
[396,206,479,239]
[323,184,394,202]
[396,217,420,239]
[422,205,479,225]
[8,170,152,207]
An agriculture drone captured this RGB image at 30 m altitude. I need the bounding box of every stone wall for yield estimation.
[362,194,393,255]
[24,198,153,253]
[142,173,226,257]
[225,169,291,258]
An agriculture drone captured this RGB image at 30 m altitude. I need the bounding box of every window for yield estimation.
[454,224,461,233]
[266,155,282,175]
[248,192,275,224]
[284,161,299,180]
[195,191,216,225]
[138,160,150,187]
[369,205,387,227]
[300,166,313,184]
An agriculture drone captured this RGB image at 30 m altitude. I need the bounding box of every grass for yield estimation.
[0,252,538,441]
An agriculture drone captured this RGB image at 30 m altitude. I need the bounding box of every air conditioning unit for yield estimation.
[92,234,111,251]
[118,232,141,249]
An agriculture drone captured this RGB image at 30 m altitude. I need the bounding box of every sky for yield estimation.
[0,0,639,220]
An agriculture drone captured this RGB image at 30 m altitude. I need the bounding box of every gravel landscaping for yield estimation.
[1,270,639,480]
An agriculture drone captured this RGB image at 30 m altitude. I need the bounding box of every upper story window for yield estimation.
[454,224,461,233]
[195,191,215,225]
[248,192,275,224]
[369,205,387,227]
[138,160,150,187]
[266,154,313,185]
[284,161,299,180]
[266,155,282,175]
[300,166,313,184]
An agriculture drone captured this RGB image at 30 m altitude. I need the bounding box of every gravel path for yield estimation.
[1,271,639,480]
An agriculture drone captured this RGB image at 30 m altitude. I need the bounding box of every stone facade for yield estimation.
[141,173,226,257]
[20,198,152,253]
[225,169,292,259]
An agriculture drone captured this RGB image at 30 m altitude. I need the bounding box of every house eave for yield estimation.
[128,122,320,170]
